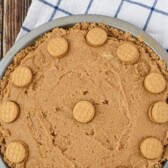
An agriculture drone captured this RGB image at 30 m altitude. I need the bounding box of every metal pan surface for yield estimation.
[0,14,167,168]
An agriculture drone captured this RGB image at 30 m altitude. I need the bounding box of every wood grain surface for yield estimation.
[0,0,31,59]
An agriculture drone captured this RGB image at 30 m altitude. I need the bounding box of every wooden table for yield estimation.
[0,0,32,59]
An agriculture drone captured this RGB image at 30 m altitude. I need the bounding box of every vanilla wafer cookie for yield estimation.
[12,66,32,87]
[0,101,19,123]
[117,43,139,64]
[86,27,107,47]
[149,101,168,123]
[140,137,163,160]
[5,141,28,163]
[47,37,68,57]
[116,166,129,168]
[148,103,155,122]
[73,101,95,123]
[144,72,166,94]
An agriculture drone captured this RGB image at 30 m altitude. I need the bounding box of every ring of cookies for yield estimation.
[0,25,167,167]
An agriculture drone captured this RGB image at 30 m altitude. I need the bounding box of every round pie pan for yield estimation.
[0,14,167,168]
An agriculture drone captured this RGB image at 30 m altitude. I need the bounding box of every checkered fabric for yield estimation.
[18,0,168,52]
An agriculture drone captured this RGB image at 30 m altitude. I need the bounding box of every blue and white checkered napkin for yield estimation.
[18,0,168,52]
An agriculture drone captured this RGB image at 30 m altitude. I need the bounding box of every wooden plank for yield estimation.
[3,0,32,57]
[0,0,3,59]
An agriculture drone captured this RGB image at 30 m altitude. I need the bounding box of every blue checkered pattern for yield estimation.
[18,0,168,52]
